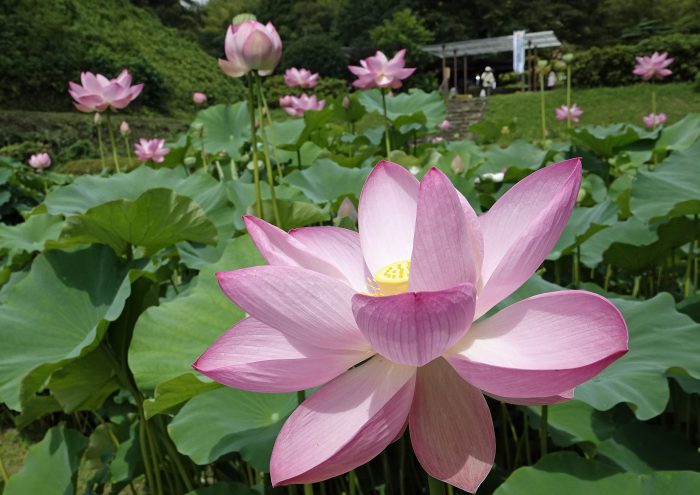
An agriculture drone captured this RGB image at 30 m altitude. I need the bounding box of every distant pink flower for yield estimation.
[555,103,583,123]
[643,112,667,128]
[633,51,673,81]
[284,68,319,88]
[437,119,451,130]
[68,70,143,113]
[193,92,207,105]
[219,20,282,78]
[348,49,415,90]
[28,153,51,170]
[278,95,294,108]
[195,159,628,493]
[134,138,170,163]
[431,136,444,144]
[120,121,131,136]
[337,197,358,223]
[283,94,326,117]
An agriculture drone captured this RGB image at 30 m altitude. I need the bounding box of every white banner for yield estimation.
[513,30,526,74]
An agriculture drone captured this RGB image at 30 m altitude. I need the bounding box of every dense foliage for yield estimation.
[2,85,700,493]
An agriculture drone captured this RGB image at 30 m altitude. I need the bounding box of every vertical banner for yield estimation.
[513,30,526,74]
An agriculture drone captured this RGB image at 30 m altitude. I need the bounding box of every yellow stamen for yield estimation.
[372,260,410,296]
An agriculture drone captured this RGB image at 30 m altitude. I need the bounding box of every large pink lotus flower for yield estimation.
[283,94,326,117]
[555,103,583,123]
[284,68,319,88]
[348,49,415,89]
[195,159,628,492]
[643,112,667,128]
[68,70,143,113]
[134,138,170,163]
[633,51,673,81]
[28,153,51,170]
[219,20,282,78]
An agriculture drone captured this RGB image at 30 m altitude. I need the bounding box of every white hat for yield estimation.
[485,66,493,71]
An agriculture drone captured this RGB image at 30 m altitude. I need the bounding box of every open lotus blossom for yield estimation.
[348,49,415,89]
[28,153,51,170]
[437,119,451,130]
[555,103,583,123]
[194,159,628,492]
[284,68,319,88]
[283,94,326,117]
[68,70,143,113]
[193,92,207,105]
[633,51,673,80]
[278,95,294,108]
[134,138,170,163]
[643,112,667,128]
[219,20,282,78]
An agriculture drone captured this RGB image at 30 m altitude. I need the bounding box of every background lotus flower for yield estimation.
[195,159,628,493]
[555,103,583,123]
[430,136,444,144]
[192,92,207,105]
[68,70,143,113]
[348,49,415,89]
[337,197,358,223]
[134,138,170,163]
[278,95,294,108]
[28,152,51,170]
[643,112,667,128]
[437,119,451,130]
[219,20,282,78]
[283,94,326,117]
[284,67,319,88]
[633,51,673,80]
[119,121,130,136]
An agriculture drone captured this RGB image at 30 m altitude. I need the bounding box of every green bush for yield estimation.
[280,34,348,79]
[263,75,349,107]
[573,34,700,88]
[0,0,244,115]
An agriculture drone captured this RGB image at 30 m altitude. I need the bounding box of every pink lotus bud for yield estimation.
[348,49,415,90]
[437,119,451,130]
[193,92,207,105]
[134,138,170,163]
[120,121,130,136]
[68,69,143,113]
[284,68,319,88]
[219,20,282,78]
[28,153,51,170]
[337,198,358,223]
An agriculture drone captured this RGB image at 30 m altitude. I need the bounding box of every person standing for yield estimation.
[480,66,496,97]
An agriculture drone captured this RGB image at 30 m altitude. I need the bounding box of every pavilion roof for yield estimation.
[422,31,561,58]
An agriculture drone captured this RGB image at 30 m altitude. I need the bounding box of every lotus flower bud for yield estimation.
[94,113,102,125]
[120,121,131,136]
[232,13,257,24]
[451,155,465,174]
[192,92,207,105]
[342,96,351,109]
[337,198,358,223]
[219,20,282,78]
[501,126,511,136]
[184,156,197,167]
[409,166,421,175]
[562,53,575,64]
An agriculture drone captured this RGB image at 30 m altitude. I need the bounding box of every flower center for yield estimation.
[371,260,410,296]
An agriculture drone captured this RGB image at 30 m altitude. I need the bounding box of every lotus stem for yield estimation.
[258,84,284,180]
[427,475,446,495]
[566,66,572,130]
[539,405,548,456]
[381,88,392,159]
[500,402,512,470]
[297,148,302,170]
[123,135,134,169]
[539,73,547,141]
[0,455,9,482]
[246,74,263,217]
[255,76,281,227]
[105,113,121,173]
[96,120,107,173]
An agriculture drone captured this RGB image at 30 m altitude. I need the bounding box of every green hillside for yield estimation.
[0,0,243,115]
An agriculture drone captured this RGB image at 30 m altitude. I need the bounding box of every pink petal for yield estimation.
[219,57,249,78]
[270,357,416,486]
[485,389,574,406]
[409,358,495,493]
[193,317,370,392]
[244,216,357,287]
[217,266,369,351]
[476,158,581,317]
[445,291,628,400]
[358,161,419,275]
[290,226,369,292]
[409,168,478,292]
[352,283,476,366]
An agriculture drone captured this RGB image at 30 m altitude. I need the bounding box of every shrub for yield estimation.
[280,34,348,79]
[573,34,700,88]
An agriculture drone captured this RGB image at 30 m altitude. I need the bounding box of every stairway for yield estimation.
[440,97,488,140]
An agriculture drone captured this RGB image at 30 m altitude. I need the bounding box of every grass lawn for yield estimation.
[485,82,700,140]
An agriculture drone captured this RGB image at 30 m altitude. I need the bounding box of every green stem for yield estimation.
[0,455,9,482]
[304,484,314,495]
[427,476,446,495]
[500,402,512,471]
[138,413,156,493]
[258,86,284,180]
[604,264,613,292]
[156,418,195,492]
[524,411,532,464]
[296,148,302,170]
[539,73,547,141]
[382,451,392,495]
[566,66,572,130]
[651,82,657,120]
[255,76,281,227]
[123,135,134,169]
[381,88,392,159]
[573,246,580,288]
[539,405,548,457]
[96,120,107,173]
[246,75,263,217]
[399,436,406,495]
[105,113,121,173]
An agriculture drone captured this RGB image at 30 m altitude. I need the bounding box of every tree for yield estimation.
[370,9,434,66]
